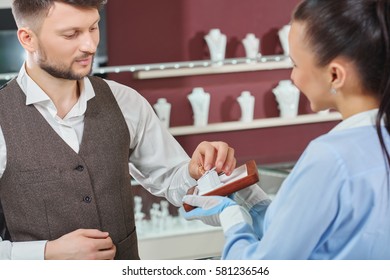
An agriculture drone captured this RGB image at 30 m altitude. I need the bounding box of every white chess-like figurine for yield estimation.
[150,203,162,231]
[134,196,145,220]
[272,80,300,118]
[204,28,227,64]
[134,196,146,233]
[278,24,291,56]
[159,200,172,229]
[188,87,210,126]
[153,98,171,128]
[242,33,261,60]
[160,200,170,217]
[237,91,255,122]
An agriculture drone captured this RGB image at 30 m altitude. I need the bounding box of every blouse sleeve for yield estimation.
[222,140,347,259]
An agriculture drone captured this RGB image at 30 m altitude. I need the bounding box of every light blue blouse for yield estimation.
[222,109,390,259]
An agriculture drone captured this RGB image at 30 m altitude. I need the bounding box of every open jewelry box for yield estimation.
[183,160,260,212]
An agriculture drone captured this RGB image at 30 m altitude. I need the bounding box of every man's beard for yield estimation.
[37,48,94,80]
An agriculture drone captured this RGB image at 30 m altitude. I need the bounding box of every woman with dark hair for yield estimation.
[183,0,390,259]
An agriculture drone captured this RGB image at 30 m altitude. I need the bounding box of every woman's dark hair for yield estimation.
[12,0,107,29]
[293,0,390,166]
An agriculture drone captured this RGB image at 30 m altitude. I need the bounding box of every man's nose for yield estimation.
[79,33,98,54]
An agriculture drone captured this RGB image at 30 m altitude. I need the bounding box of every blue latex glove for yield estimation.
[181,195,252,232]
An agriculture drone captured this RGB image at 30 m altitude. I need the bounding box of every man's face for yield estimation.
[33,2,100,80]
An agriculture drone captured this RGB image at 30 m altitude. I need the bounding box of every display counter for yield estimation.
[136,163,293,259]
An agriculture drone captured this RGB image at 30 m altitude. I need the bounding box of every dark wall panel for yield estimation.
[104,0,339,164]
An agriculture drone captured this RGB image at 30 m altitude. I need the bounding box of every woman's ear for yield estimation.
[328,59,347,91]
[17,28,36,52]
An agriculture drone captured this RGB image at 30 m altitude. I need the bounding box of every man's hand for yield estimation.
[44,229,116,260]
[189,141,236,180]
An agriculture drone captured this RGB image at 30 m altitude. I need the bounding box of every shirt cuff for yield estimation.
[11,240,47,260]
[183,163,197,187]
[220,205,252,233]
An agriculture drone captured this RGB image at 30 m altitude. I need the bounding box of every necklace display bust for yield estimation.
[242,33,260,60]
[188,87,210,126]
[204,28,227,64]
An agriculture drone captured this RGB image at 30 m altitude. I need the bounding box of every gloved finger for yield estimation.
[182,207,212,220]
[182,194,204,206]
[182,201,232,224]
[182,195,221,209]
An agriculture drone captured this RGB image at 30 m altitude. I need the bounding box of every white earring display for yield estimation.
[242,33,260,60]
[237,91,255,122]
[153,98,171,128]
[272,80,300,118]
[278,24,291,56]
[204,28,227,64]
[188,87,210,127]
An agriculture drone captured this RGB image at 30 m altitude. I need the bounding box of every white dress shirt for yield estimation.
[0,65,196,259]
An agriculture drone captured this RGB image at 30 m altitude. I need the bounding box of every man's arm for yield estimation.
[0,237,47,260]
[108,80,236,206]
[0,229,115,260]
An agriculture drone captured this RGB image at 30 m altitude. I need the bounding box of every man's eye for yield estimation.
[63,33,77,39]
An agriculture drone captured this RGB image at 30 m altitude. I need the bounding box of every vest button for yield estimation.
[75,165,84,172]
[83,196,92,203]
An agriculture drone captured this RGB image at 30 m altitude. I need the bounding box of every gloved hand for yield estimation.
[181,195,252,232]
[232,184,271,239]
[233,184,270,211]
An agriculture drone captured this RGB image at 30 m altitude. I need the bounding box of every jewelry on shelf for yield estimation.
[188,87,210,127]
[242,33,261,60]
[0,55,292,81]
[272,80,300,118]
[237,91,255,122]
[204,28,227,65]
[153,98,171,128]
[278,24,291,56]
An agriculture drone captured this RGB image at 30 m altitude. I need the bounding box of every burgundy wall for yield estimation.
[104,0,340,165]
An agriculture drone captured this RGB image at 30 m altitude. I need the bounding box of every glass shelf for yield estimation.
[0,55,292,81]
[168,112,342,136]
[131,55,292,79]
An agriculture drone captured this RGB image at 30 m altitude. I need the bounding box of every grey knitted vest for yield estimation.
[0,76,139,259]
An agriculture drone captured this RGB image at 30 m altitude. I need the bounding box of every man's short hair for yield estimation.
[12,0,107,31]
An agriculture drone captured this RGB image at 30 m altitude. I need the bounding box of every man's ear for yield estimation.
[17,28,36,52]
[328,60,347,90]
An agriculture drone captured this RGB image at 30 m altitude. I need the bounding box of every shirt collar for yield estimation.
[16,63,96,106]
[330,109,379,133]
